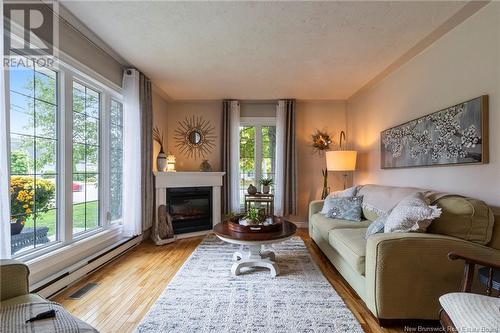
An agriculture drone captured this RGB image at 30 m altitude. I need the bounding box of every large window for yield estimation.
[72,82,101,234]
[110,100,123,222]
[239,119,276,206]
[7,56,123,256]
[9,57,58,254]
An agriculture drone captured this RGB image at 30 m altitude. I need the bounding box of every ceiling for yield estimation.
[61,1,467,100]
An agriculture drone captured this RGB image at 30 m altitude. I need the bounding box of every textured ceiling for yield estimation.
[61,1,466,100]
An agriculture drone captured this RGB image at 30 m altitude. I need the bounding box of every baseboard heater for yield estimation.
[32,235,142,299]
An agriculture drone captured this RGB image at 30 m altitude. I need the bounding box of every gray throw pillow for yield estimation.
[325,196,363,222]
[320,186,359,215]
[365,214,387,239]
[384,192,442,233]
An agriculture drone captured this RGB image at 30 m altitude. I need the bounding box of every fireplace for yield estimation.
[166,187,212,234]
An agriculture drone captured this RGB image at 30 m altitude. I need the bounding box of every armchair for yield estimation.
[0,259,45,307]
[439,252,500,333]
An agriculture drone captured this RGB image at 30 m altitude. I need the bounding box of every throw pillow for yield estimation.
[384,192,442,233]
[320,186,359,215]
[325,196,363,222]
[365,214,388,239]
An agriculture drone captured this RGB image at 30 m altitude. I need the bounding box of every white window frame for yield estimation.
[239,117,276,193]
[6,54,124,261]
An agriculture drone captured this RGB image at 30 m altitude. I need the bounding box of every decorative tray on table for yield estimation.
[225,210,282,233]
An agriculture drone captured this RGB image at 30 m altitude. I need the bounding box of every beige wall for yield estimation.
[292,101,347,223]
[153,100,222,171]
[347,4,500,207]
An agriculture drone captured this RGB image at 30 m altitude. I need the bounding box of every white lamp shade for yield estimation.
[326,150,357,171]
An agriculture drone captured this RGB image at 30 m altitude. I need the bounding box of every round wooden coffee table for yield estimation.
[213,219,297,277]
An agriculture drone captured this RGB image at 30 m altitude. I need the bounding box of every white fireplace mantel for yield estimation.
[154,172,225,240]
[154,171,225,188]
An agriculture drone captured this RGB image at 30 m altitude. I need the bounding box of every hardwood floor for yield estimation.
[53,229,408,333]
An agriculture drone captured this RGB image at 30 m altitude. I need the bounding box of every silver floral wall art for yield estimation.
[381,96,488,169]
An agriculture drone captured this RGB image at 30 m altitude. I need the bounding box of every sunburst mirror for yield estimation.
[174,116,216,159]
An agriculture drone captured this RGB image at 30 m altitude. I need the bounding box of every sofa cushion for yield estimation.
[0,293,45,308]
[428,196,494,245]
[357,184,426,220]
[329,228,367,275]
[384,192,442,233]
[325,196,363,222]
[320,186,359,215]
[311,213,371,242]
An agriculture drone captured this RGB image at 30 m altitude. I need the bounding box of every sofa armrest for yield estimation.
[308,200,324,234]
[0,259,30,301]
[364,232,500,320]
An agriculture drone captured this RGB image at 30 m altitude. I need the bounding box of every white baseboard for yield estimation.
[34,236,142,298]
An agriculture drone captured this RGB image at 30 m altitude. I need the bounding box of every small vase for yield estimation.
[247,184,257,195]
[262,185,270,194]
[199,160,212,172]
[157,152,167,172]
[10,219,24,235]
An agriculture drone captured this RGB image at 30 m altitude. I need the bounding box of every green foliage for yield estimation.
[10,151,31,174]
[239,126,255,173]
[243,207,264,224]
[259,178,273,186]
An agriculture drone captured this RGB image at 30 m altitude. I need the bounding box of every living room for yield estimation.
[1,1,499,333]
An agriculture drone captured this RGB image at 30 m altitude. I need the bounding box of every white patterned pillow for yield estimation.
[384,192,442,233]
[320,186,358,215]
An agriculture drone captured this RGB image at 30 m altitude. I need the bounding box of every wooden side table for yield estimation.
[244,194,274,215]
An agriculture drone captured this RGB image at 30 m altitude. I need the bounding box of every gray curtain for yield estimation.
[140,73,154,231]
[283,100,297,215]
[221,100,231,215]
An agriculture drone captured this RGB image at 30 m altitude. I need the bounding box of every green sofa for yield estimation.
[309,184,500,321]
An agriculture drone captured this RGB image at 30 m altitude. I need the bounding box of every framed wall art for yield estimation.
[381,95,488,169]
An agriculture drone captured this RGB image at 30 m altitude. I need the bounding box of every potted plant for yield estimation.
[10,176,55,235]
[153,126,167,172]
[242,207,265,226]
[259,178,273,194]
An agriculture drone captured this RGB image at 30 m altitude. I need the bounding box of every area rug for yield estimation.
[135,235,363,333]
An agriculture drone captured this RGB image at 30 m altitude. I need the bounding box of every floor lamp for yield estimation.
[325,132,357,190]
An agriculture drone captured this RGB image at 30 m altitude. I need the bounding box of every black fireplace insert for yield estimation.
[166,187,212,234]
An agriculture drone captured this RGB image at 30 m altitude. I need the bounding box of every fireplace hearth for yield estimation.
[166,187,212,234]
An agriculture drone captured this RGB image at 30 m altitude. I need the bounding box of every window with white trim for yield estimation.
[7,53,123,256]
[239,118,276,207]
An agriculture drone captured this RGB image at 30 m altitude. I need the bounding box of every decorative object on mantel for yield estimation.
[381,95,489,169]
[259,178,273,194]
[311,129,333,154]
[325,131,357,190]
[247,184,257,195]
[152,205,176,245]
[153,126,167,171]
[199,159,212,172]
[321,169,330,200]
[166,154,176,172]
[174,115,216,159]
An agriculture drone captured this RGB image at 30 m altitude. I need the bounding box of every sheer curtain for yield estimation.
[229,101,241,212]
[122,69,142,237]
[1,55,11,258]
[222,100,241,213]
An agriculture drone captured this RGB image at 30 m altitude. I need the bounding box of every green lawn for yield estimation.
[24,201,99,237]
